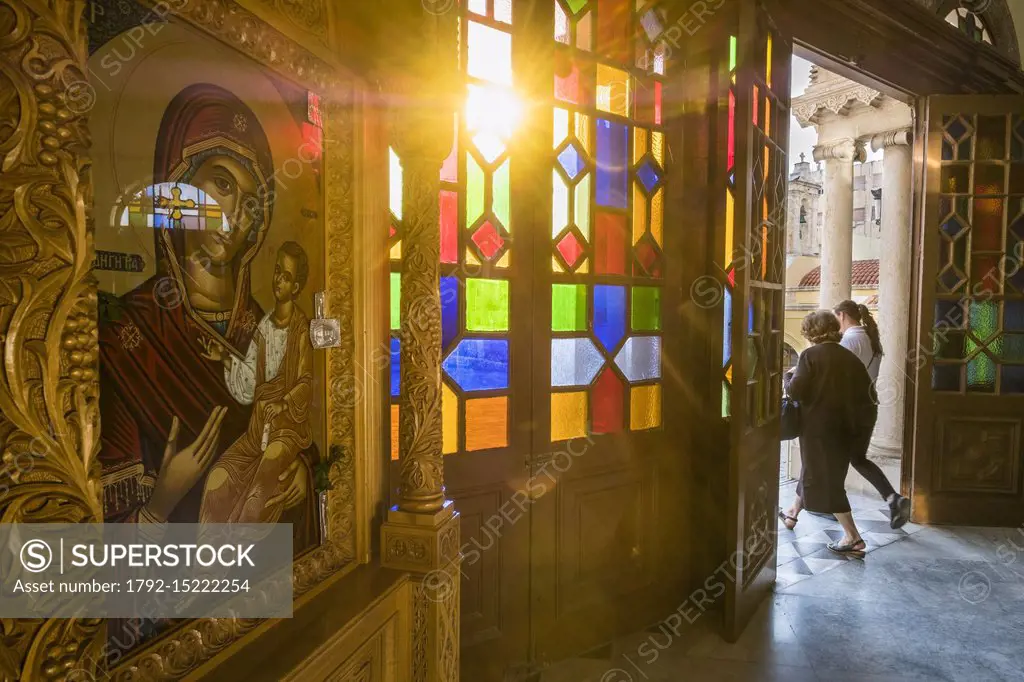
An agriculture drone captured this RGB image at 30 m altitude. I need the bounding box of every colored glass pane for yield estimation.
[551,391,588,440]
[596,0,630,62]
[727,90,736,170]
[466,278,510,331]
[725,190,734,265]
[555,58,591,105]
[551,338,604,386]
[443,338,510,392]
[729,35,737,72]
[723,286,733,365]
[636,158,661,193]
[390,336,401,397]
[466,397,509,450]
[591,367,624,433]
[596,119,628,208]
[614,336,661,382]
[554,108,569,147]
[468,0,486,15]
[440,190,458,263]
[651,132,664,165]
[390,272,401,330]
[594,284,626,351]
[494,160,511,229]
[467,154,485,227]
[651,189,663,246]
[575,174,592,238]
[441,117,458,183]
[553,170,570,236]
[632,184,647,244]
[556,1,570,43]
[766,33,773,89]
[631,286,660,331]
[442,383,457,454]
[566,0,588,13]
[630,384,661,429]
[596,64,630,117]
[753,84,759,126]
[441,276,460,351]
[654,81,662,124]
[495,0,512,23]
[390,241,402,260]
[390,404,400,460]
[595,211,626,274]
[389,147,402,219]
[472,221,506,259]
[577,10,592,49]
[558,143,587,180]
[557,230,585,268]
[633,127,648,164]
[634,235,660,277]
[474,132,506,164]
[575,111,592,153]
[552,283,588,331]
[468,21,513,86]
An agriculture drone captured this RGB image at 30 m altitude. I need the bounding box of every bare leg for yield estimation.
[834,511,863,546]
[780,494,803,530]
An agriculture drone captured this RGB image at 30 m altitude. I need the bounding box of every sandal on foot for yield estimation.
[827,539,866,555]
[777,509,798,530]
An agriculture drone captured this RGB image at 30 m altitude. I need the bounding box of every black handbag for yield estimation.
[780,396,800,441]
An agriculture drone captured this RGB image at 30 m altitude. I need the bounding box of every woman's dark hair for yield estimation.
[833,299,883,357]
[801,310,842,345]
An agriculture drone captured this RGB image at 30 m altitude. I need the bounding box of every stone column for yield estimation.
[380,4,461,681]
[813,138,865,308]
[867,128,914,463]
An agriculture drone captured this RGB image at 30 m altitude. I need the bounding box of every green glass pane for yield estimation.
[390,271,401,330]
[389,147,402,220]
[566,0,588,14]
[631,286,661,331]
[729,35,737,72]
[494,160,510,231]
[466,278,510,331]
[552,283,587,331]
[467,154,485,228]
[575,173,591,240]
[553,169,569,237]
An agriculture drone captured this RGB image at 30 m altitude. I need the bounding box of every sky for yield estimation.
[788,55,882,171]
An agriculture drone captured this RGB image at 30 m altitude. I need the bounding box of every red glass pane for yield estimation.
[654,81,662,125]
[595,211,626,274]
[596,0,630,63]
[728,89,736,171]
[389,224,396,238]
[440,190,458,263]
[727,267,736,287]
[557,230,585,269]
[634,237,661,277]
[473,221,506,259]
[555,54,592,105]
[973,197,1004,251]
[592,367,624,433]
[753,84,759,126]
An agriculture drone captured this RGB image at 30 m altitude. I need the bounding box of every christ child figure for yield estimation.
[199,241,314,524]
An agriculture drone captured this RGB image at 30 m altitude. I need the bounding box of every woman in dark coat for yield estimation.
[779,311,878,554]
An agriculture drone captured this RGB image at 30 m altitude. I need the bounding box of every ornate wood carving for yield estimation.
[258,0,328,38]
[0,0,105,678]
[937,417,1021,494]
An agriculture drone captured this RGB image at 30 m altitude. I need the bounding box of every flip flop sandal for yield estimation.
[827,539,866,555]
[777,509,798,530]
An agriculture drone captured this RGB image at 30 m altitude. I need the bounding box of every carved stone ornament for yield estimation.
[813,137,868,164]
[870,127,914,151]
[792,66,885,128]
[0,1,357,679]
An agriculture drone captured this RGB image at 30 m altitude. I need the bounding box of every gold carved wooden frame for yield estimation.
[0,1,360,679]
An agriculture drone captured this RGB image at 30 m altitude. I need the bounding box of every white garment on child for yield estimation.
[224,313,289,405]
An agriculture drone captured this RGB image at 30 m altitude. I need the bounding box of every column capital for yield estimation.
[869,128,914,152]
[812,137,866,163]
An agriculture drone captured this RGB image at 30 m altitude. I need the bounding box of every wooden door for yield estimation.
[719,0,791,641]
[911,95,1024,527]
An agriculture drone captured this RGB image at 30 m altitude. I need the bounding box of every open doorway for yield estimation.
[777,52,914,530]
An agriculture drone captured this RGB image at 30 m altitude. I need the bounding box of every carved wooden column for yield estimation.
[379,3,460,682]
[0,0,104,679]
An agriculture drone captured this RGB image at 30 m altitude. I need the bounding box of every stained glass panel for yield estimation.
[553,284,588,331]
[466,278,510,331]
[552,391,588,440]
[466,397,509,450]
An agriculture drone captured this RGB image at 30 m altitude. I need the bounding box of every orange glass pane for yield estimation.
[390,404,400,460]
[632,183,646,244]
[466,397,509,451]
[577,11,592,50]
[651,188,663,246]
[652,131,664,166]
[596,64,630,117]
[551,391,587,441]
[630,384,661,430]
[442,383,458,454]
[633,127,648,164]
[766,33,773,90]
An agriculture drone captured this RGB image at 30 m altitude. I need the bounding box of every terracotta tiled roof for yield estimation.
[798,259,879,288]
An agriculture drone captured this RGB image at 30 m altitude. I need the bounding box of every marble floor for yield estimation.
[535,483,1024,682]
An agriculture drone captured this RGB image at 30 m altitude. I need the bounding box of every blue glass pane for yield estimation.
[551,338,604,387]
[935,300,964,328]
[441,276,460,351]
[723,288,733,367]
[636,159,661,193]
[748,298,755,333]
[442,338,509,392]
[1005,300,1024,331]
[390,336,400,397]
[614,336,662,382]
[594,284,626,352]
[1002,365,1024,393]
[596,119,628,208]
[558,143,586,181]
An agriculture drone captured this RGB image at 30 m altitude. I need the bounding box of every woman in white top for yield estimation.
[832,300,911,529]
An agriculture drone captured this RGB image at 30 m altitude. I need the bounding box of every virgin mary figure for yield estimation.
[98,83,318,544]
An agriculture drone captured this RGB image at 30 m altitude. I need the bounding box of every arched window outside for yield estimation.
[945,7,993,45]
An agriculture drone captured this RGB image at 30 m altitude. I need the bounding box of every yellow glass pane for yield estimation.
[554,107,569,148]
[551,391,587,441]
[764,102,771,137]
[442,383,457,454]
[553,170,569,237]
[467,250,481,266]
[630,384,661,430]
[468,21,512,86]
[574,174,591,239]
[574,112,591,154]
[577,258,589,274]
[496,251,510,268]
[633,183,647,244]
[390,241,402,260]
[466,397,508,451]
[596,64,630,117]
[652,131,664,166]
[390,404,400,461]
[766,33,773,90]
[552,255,565,272]
[725,365,732,382]
[724,190,734,266]
[651,188,664,246]
[633,128,648,164]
